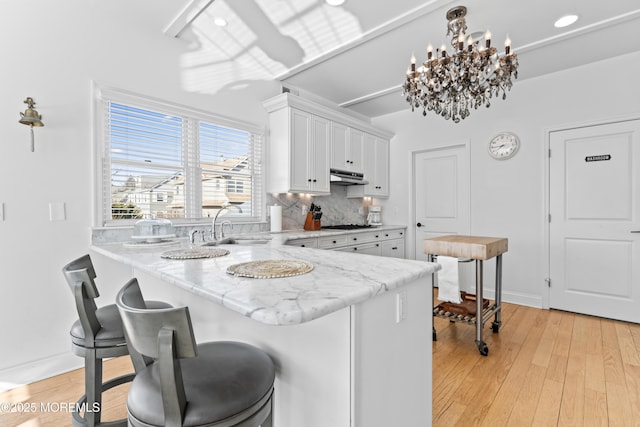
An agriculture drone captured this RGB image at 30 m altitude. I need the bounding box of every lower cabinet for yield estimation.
[381,239,405,258]
[335,242,381,256]
[287,238,319,248]
[286,228,405,258]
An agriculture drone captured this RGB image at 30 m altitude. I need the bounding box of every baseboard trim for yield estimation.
[0,352,83,392]
[484,290,543,309]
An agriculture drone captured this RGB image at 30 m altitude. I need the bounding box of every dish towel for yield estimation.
[436,256,462,304]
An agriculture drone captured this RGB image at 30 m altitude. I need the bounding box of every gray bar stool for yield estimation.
[116,278,275,427]
[62,254,171,427]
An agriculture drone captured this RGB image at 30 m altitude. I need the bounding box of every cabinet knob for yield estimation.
[353,237,357,241]
[353,247,358,251]
[308,179,312,182]
[313,179,317,182]
[392,247,398,250]
[385,234,389,237]
[333,240,337,244]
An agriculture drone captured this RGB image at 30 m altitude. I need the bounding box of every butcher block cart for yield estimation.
[424,235,508,356]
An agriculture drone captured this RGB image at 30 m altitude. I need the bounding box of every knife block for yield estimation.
[303,212,321,231]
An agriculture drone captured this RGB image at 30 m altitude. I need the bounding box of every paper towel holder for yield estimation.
[270,204,282,233]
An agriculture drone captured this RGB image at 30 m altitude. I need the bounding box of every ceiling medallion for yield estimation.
[402,6,519,123]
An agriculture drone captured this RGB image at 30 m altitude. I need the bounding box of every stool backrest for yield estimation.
[116,278,197,360]
[62,254,101,347]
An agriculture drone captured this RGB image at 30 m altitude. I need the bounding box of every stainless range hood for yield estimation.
[330,168,368,185]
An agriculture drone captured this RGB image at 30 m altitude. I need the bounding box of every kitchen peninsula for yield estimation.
[92,228,439,427]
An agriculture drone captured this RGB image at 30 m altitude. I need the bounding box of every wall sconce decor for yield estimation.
[18,97,44,152]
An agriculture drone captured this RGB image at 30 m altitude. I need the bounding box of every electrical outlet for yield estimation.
[301,205,308,215]
[358,207,364,215]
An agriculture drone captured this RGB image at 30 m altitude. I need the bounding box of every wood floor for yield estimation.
[1,301,639,426]
[433,302,640,426]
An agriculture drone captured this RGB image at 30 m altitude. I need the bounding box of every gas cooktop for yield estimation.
[321,224,373,230]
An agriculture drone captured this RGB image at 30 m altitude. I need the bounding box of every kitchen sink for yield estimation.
[201,238,271,246]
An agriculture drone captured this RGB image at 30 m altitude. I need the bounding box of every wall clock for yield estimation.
[488,132,520,160]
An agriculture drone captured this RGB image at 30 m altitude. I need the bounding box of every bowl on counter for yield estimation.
[131,218,176,243]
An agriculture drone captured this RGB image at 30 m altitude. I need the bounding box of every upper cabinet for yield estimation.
[331,123,363,173]
[347,134,389,198]
[267,106,330,195]
[263,93,393,197]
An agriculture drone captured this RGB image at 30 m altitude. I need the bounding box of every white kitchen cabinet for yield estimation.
[267,107,330,195]
[348,134,389,198]
[286,228,405,258]
[264,93,393,196]
[381,239,405,258]
[331,123,364,173]
[335,242,382,256]
[287,237,319,248]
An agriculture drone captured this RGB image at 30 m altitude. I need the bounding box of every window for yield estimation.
[95,85,263,226]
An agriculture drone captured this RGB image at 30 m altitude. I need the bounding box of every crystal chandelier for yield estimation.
[402,6,519,122]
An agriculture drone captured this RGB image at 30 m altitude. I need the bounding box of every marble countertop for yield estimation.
[91,227,440,326]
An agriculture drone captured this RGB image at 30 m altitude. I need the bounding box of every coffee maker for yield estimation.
[367,206,382,226]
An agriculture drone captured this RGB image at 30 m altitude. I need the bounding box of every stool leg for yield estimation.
[85,349,102,426]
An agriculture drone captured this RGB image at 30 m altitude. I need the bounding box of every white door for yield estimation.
[413,144,470,261]
[549,119,640,323]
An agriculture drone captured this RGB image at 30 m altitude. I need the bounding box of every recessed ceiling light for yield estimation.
[214,17,228,27]
[554,14,579,28]
[326,0,346,6]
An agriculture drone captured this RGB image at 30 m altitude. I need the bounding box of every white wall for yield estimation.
[373,51,640,308]
[0,0,279,387]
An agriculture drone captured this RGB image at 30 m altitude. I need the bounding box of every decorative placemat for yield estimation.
[226,259,314,279]
[161,248,230,260]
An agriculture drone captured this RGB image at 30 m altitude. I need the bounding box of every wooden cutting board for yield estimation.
[423,235,508,260]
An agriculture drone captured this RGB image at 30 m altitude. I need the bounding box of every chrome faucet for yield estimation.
[211,205,243,241]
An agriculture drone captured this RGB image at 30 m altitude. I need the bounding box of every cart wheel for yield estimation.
[492,322,500,333]
[476,341,489,356]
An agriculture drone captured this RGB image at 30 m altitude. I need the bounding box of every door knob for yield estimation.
[416,222,423,227]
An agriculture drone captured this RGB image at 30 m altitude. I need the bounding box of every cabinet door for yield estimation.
[373,137,389,197]
[348,128,364,173]
[312,115,331,193]
[331,122,349,170]
[290,109,312,192]
[381,239,405,258]
[362,134,377,195]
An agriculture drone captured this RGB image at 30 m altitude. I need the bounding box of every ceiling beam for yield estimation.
[164,0,216,38]
[275,0,457,81]
[338,8,640,108]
